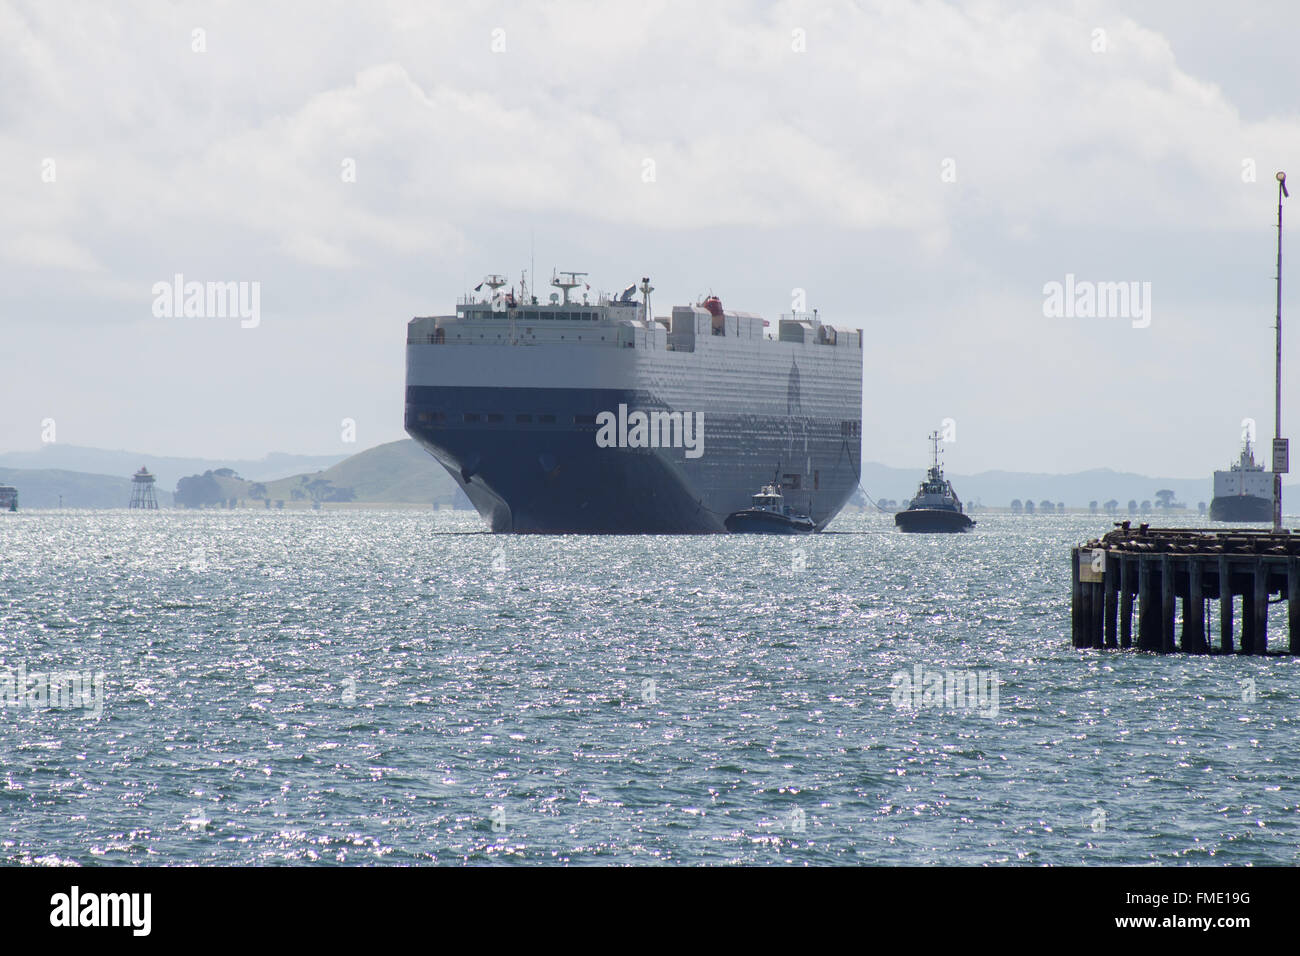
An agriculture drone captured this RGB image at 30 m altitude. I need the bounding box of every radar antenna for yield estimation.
[480,274,507,308]
[551,270,588,305]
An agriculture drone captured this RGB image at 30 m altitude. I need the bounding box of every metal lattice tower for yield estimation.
[129,466,158,510]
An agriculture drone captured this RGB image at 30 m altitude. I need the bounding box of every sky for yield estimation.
[3,0,1299,477]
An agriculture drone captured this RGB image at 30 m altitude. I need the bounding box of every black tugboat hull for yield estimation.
[894,508,975,533]
[725,511,816,534]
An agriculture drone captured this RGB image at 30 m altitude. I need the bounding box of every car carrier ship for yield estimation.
[404,270,864,533]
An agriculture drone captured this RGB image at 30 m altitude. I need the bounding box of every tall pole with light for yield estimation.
[1274,170,1289,533]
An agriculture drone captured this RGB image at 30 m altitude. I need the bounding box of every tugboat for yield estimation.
[894,432,975,533]
[725,484,815,534]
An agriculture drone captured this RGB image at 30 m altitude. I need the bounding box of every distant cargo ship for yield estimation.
[405,271,864,532]
[1209,438,1273,522]
[0,486,16,512]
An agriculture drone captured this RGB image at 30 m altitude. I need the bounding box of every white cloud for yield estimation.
[1,0,1298,472]
[2,233,103,272]
[3,0,1294,268]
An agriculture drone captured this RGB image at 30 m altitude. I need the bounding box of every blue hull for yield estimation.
[894,508,975,533]
[724,511,815,534]
[405,385,860,533]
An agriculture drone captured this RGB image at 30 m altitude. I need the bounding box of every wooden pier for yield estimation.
[1071,523,1300,654]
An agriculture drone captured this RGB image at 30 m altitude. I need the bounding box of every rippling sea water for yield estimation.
[1,509,1297,866]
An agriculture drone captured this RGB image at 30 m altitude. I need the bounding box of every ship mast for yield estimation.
[551,269,587,305]
[483,274,507,308]
[929,429,942,479]
[1274,171,1288,532]
[640,276,654,349]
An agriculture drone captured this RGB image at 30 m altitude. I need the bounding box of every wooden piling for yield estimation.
[1092,577,1106,649]
[1185,558,1205,653]
[1089,580,1103,648]
[1071,548,1083,648]
[1071,526,1300,656]
[1290,558,1300,656]
[1252,558,1268,655]
[1120,555,1134,648]
[1242,584,1255,655]
[1137,556,1157,650]
[1079,579,1088,645]
[1219,555,1233,654]
[1161,554,1175,654]
[1104,566,1118,648]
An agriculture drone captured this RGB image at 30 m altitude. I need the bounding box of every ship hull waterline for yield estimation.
[723,511,815,534]
[894,508,975,533]
[1208,495,1272,522]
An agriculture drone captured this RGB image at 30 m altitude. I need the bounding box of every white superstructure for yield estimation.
[1213,439,1272,500]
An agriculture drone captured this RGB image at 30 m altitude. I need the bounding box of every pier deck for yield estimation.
[1071,523,1300,654]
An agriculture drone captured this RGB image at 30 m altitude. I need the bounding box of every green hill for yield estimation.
[173,440,468,509]
[0,467,174,509]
